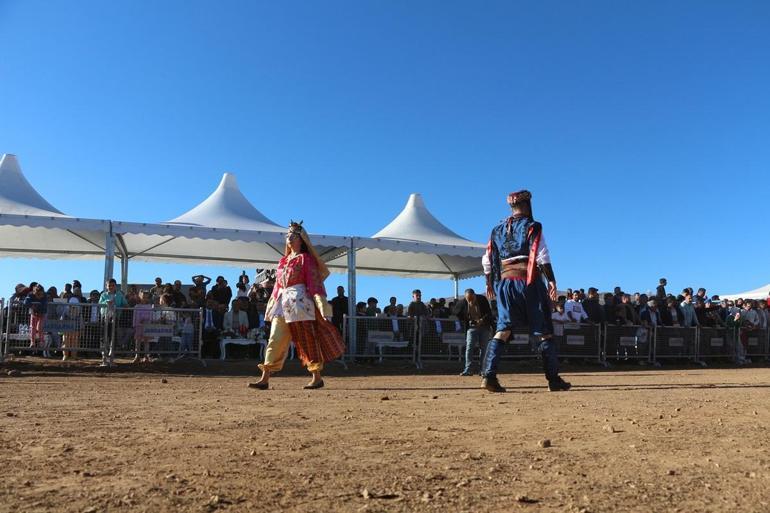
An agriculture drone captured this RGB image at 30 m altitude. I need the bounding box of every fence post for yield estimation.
[198,307,204,360]
[415,316,422,369]
[0,299,4,363]
[4,300,11,359]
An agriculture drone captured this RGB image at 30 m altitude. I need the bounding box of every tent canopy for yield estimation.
[114,172,349,267]
[327,193,484,279]
[0,153,109,260]
[721,284,770,301]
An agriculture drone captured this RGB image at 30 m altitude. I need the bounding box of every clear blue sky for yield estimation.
[1,0,769,303]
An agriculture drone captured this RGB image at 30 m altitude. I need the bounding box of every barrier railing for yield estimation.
[740,327,769,359]
[603,324,653,363]
[343,315,419,367]
[112,306,204,361]
[653,326,698,362]
[552,322,603,361]
[2,300,110,362]
[0,299,5,362]
[696,326,736,361]
[419,317,466,361]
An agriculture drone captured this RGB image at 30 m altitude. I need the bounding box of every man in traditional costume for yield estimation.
[248,222,345,390]
[481,190,571,393]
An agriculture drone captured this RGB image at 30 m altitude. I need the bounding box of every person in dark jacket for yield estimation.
[453,289,494,376]
[582,287,605,323]
[660,297,684,327]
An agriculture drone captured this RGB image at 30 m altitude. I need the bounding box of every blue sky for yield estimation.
[1,0,769,303]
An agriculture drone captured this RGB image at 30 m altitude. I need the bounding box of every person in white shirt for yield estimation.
[223,299,249,336]
[551,302,569,336]
[564,292,588,323]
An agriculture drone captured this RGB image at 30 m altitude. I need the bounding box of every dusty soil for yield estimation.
[0,358,769,513]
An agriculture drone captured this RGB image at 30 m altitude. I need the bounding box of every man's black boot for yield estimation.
[482,376,506,393]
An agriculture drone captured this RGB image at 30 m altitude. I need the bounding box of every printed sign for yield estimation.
[566,335,585,346]
[142,323,175,337]
[710,337,724,347]
[564,323,581,331]
[43,320,80,333]
[668,337,684,347]
[442,333,466,345]
[619,336,636,347]
[367,331,396,344]
[748,337,759,347]
[511,334,530,345]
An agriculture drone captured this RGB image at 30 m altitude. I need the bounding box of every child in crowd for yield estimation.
[132,291,153,363]
[551,302,569,337]
[178,312,195,357]
[24,284,50,357]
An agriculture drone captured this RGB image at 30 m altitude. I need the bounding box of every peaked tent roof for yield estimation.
[0,154,65,217]
[372,193,479,247]
[327,193,485,279]
[720,283,770,301]
[0,153,109,260]
[166,173,283,231]
[115,172,349,268]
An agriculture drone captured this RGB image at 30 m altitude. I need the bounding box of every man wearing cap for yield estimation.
[480,190,571,393]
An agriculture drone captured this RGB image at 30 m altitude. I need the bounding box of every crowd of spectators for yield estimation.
[5,273,770,363]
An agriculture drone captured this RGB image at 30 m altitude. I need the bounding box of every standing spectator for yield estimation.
[453,288,493,376]
[613,286,624,306]
[436,298,450,318]
[582,288,604,323]
[61,289,83,361]
[99,279,128,362]
[735,301,759,364]
[201,298,223,358]
[223,299,249,337]
[62,282,73,299]
[679,292,699,327]
[407,289,429,318]
[365,297,381,317]
[149,277,164,303]
[383,296,398,316]
[551,302,570,336]
[695,288,708,303]
[330,286,348,334]
[209,276,232,307]
[125,284,141,306]
[602,293,617,324]
[189,274,211,307]
[640,299,661,328]
[661,297,683,327]
[564,291,588,323]
[656,278,667,302]
[170,280,187,307]
[616,294,640,325]
[132,291,153,363]
[24,284,49,357]
[235,281,248,298]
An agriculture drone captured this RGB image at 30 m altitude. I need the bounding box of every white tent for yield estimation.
[113,173,351,285]
[0,153,110,272]
[721,284,770,301]
[327,193,485,280]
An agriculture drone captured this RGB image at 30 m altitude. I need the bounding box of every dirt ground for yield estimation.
[0,357,769,513]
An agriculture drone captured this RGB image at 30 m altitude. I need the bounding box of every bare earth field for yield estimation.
[0,358,769,513]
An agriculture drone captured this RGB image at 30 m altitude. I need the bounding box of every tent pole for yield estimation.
[103,228,115,286]
[453,275,459,299]
[120,255,129,292]
[347,238,357,357]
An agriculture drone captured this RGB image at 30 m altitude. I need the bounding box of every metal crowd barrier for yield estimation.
[696,326,736,361]
[419,317,467,361]
[3,300,110,362]
[553,322,602,361]
[603,324,653,363]
[111,306,204,361]
[343,315,419,367]
[653,326,698,362]
[741,328,769,359]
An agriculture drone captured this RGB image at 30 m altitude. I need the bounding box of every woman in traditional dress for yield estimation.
[249,222,345,390]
